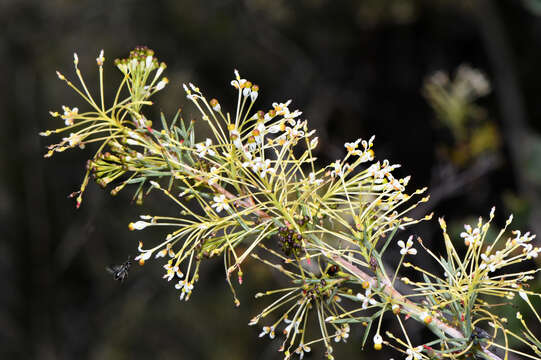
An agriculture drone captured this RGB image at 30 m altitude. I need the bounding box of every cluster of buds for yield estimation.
[276,226,304,257]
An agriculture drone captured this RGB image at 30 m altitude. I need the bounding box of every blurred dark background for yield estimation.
[2,0,541,359]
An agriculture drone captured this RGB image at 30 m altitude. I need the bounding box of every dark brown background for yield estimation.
[1,0,541,359]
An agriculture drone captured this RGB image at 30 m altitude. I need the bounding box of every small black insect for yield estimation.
[106,256,132,283]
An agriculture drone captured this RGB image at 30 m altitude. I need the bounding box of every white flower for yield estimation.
[250,89,258,102]
[132,221,150,230]
[373,334,383,348]
[266,121,285,134]
[295,343,311,359]
[308,172,324,186]
[62,105,79,126]
[334,324,350,343]
[406,346,423,360]
[229,126,243,149]
[479,253,496,272]
[195,138,215,158]
[259,326,275,339]
[258,159,275,178]
[145,55,153,69]
[156,77,168,91]
[356,288,377,309]
[230,71,246,89]
[155,244,175,258]
[208,166,221,186]
[344,139,361,156]
[283,318,300,336]
[211,194,230,213]
[397,236,417,256]
[330,160,350,178]
[96,49,105,66]
[134,242,153,263]
[272,100,292,116]
[64,133,82,147]
[420,311,432,324]
[252,122,266,144]
[460,224,480,247]
[175,280,194,301]
[163,262,184,281]
[523,243,541,259]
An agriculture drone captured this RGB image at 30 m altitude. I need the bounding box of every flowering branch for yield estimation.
[41,48,541,360]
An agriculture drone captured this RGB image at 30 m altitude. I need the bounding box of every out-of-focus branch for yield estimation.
[410,153,502,219]
[475,0,541,237]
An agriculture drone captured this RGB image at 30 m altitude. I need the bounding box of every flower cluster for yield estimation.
[42,49,540,360]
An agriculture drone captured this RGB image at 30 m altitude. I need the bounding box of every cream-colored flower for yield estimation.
[259,325,275,339]
[163,262,183,281]
[62,106,78,126]
[334,324,350,343]
[406,346,423,360]
[96,49,105,66]
[211,194,230,213]
[175,280,194,301]
[208,166,221,186]
[460,224,480,247]
[195,138,215,158]
[295,343,311,359]
[397,236,417,256]
[373,334,383,350]
[344,139,361,156]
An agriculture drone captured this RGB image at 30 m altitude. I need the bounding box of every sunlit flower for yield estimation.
[330,160,350,178]
[211,194,230,213]
[284,318,300,336]
[156,77,169,91]
[295,343,311,359]
[129,220,150,230]
[406,346,423,360]
[522,243,541,259]
[334,324,350,343]
[344,139,361,156]
[228,125,243,149]
[308,172,324,186]
[356,288,377,309]
[163,261,184,281]
[420,311,432,324]
[134,242,153,265]
[259,325,275,339]
[62,106,78,126]
[373,334,383,350]
[63,133,82,147]
[155,243,175,258]
[258,159,275,178]
[96,49,105,66]
[195,138,215,158]
[272,100,292,116]
[175,279,194,301]
[208,166,221,186]
[460,224,480,247]
[479,253,496,272]
[397,236,417,256]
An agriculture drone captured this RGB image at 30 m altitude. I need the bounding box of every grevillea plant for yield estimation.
[41,48,541,360]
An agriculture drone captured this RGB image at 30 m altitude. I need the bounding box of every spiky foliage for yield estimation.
[41,48,541,360]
